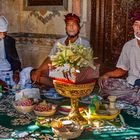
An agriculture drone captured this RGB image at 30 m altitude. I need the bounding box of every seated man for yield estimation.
[30,13,90,88]
[0,16,21,89]
[99,11,140,106]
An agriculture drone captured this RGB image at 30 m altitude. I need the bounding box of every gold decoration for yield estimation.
[53,80,96,125]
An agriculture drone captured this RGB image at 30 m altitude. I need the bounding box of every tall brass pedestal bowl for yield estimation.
[53,80,96,125]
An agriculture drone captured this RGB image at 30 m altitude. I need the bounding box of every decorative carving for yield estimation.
[121,0,135,12]
[24,0,69,24]
[104,0,140,67]
[104,0,126,65]
[30,10,60,24]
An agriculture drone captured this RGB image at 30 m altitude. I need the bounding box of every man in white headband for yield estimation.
[0,16,21,89]
[99,11,140,106]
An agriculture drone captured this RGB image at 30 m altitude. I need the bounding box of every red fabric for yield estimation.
[130,11,140,22]
[64,13,80,24]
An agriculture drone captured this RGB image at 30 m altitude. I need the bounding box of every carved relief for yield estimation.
[104,0,126,65]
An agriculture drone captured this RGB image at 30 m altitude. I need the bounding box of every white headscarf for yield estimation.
[0,16,8,32]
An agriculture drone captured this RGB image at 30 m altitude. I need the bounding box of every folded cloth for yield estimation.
[15,88,40,101]
[18,67,33,88]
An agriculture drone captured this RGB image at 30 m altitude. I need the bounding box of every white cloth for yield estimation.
[116,38,140,85]
[0,16,8,32]
[18,67,33,88]
[48,36,90,57]
[15,88,40,101]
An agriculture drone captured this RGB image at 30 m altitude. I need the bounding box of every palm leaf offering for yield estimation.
[50,42,96,70]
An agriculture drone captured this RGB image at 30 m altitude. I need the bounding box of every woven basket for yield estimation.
[52,127,83,139]
[34,109,56,117]
[13,103,34,114]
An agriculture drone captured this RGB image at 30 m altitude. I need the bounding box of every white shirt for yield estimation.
[0,39,11,70]
[116,38,140,85]
[48,36,90,57]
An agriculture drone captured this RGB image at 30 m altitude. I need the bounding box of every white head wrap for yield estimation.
[0,16,8,32]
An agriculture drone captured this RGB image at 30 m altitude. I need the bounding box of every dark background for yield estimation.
[28,0,63,6]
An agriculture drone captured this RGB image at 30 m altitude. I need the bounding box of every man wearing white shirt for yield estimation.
[99,11,140,105]
[0,16,21,88]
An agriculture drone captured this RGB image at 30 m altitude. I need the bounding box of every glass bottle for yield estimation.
[0,85,2,93]
[5,73,11,92]
[5,73,11,86]
[92,95,100,112]
[88,98,96,116]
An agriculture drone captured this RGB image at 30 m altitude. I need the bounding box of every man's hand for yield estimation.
[30,69,41,83]
[98,74,109,91]
[13,71,20,84]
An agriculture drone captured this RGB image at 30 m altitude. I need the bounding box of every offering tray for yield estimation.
[81,97,121,121]
[36,116,52,128]
[83,109,120,120]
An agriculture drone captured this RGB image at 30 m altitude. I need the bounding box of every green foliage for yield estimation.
[50,42,96,69]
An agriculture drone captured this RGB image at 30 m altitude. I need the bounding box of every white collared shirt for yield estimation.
[48,36,90,57]
[116,38,140,85]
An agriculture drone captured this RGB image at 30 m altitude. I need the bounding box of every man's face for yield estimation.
[65,20,80,37]
[133,20,140,39]
[0,32,6,39]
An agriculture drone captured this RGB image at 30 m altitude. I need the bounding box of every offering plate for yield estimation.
[53,80,96,125]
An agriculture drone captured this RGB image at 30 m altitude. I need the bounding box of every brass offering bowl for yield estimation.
[53,80,96,125]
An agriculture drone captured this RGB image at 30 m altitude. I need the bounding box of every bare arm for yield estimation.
[31,57,51,82]
[37,57,51,74]
[104,68,127,78]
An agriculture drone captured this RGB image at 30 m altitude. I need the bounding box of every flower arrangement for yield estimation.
[49,42,99,83]
[50,42,96,70]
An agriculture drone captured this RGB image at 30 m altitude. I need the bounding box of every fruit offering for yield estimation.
[34,100,56,112]
[34,100,57,116]
[13,95,34,114]
[15,95,33,106]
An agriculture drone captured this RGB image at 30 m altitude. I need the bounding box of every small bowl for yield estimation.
[52,120,83,139]
[13,102,34,114]
[52,127,83,139]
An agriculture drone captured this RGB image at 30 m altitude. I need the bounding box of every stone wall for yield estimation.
[1,0,91,68]
[11,33,63,68]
